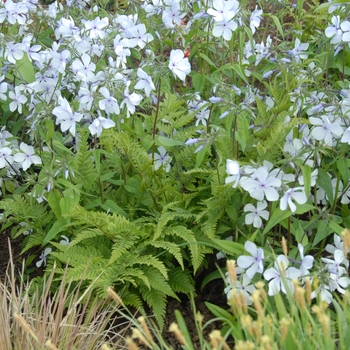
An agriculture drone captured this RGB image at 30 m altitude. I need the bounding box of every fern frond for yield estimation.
[134,256,168,279]
[149,241,184,269]
[168,268,195,294]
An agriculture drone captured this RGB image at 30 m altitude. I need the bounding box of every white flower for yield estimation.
[241,167,281,201]
[0,75,7,101]
[326,234,347,255]
[134,68,155,97]
[280,187,307,212]
[250,6,262,34]
[89,116,115,137]
[5,42,25,64]
[322,249,347,275]
[162,2,185,28]
[60,235,70,245]
[263,255,301,296]
[289,38,309,62]
[84,16,109,39]
[128,23,154,48]
[168,49,191,82]
[341,20,350,42]
[36,247,52,267]
[243,201,269,228]
[310,115,343,146]
[212,13,238,41]
[207,0,239,22]
[0,147,14,168]
[237,241,264,279]
[311,283,333,303]
[52,97,83,136]
[71,53,96,82]
[325,15,343,45]
[13,142,42,171]
[99,87,120,115]
[120,83,142,118]
[152,146,172,172]
[9,86,27,114]
[225,159,240,188]
[225,273,256,305]
[298,243,314,277]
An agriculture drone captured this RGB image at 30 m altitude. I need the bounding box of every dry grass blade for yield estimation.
[0,239,131,350]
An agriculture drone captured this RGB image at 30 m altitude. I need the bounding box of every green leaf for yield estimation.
[268,15,284,39]
[174,310,195,350]
[16,54,35,83]
[102,200,128,217]
[195,143,209,168]
[316,168,334,206]
[300,164,311,196]
[157,135,183,147]
[313,221,333,247]
[192,73,205,92]
[47,189,62,219]
[337,158,350,188]
[328,220,344,235]
[205,302,235,321]
[200,268,225,291]
[263,207,292,235]
[199,53,217,68]
[231,64,249,84]
[213,239,244,257]
[43,218,69,245]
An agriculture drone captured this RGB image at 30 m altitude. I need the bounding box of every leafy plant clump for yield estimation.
[0,0,350,334]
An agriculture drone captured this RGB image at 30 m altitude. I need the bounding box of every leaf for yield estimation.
[200,268,225,291]
[16,54,35,83]
[263,207,293,235]
[337,158,350,188]
[199,53,217,68]
[204,302,235,321]
[213,239,245,257]
[43,218,69,245]
[232,64,249,84]
[157,135,183,147]
[102,199,128,217]
[268,15,284,40]
[192,72,205,92]
[316,168,334,206]
[174,309,195,350]
[300,164,311,196]
[47,189,62,219]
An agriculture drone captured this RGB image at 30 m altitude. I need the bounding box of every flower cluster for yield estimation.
[224,235,350,304]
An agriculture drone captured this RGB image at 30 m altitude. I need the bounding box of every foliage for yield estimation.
[0,0,350,335]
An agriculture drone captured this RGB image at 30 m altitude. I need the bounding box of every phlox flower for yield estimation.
[36,247,52,268]
[0,75,7,101]
[52,97,83,136]
[71,53,96,82]
[152,146,172,172]
[263,255,301,296]
[60,235,70,245]
[5,42,25,64]
[288,38,309,62]
[325,15,343,45]
[341,20,350,42]
[322,249,347,275]
[49,48,71,74]
[89,116,115,137]
[241,166,281,201]
[237,241,264,279]
[9,86,27,114]
[310,115,343,146]
[162,1,185,28]
[225,273,255,305]
[0,147,14,168]
[225,159,240,188]
[13,142,42,171]
[325,234,349,256]
[99,87,120,115]
[207,0,239,22]
[330,271,350,294]
[244,201,269,229]
[212,13,238,41]
[128,23,154,48]
[341,127,350,144]
[120,83,142,118]
[84,16,109,39]
[280,186,307,212]
[298,243,314,277]
[168,49,191,81]
[250,6,262,34]
[134,68,155,97]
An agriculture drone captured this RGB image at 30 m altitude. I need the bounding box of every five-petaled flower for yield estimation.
[237,241,265,279]
[13,142,42,171]
[168,49,191,82]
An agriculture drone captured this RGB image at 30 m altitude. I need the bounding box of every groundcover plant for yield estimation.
[1,0,350,343]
